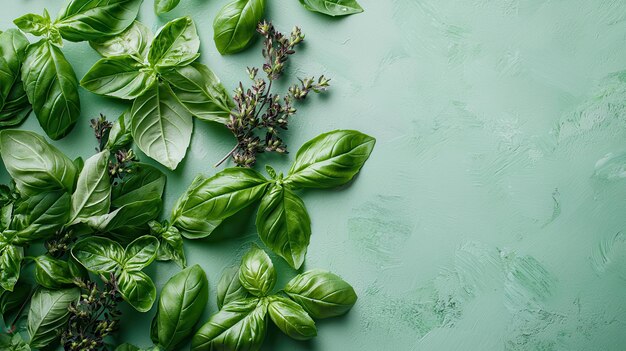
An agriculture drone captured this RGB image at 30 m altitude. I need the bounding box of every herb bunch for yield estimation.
[218,21,330,168]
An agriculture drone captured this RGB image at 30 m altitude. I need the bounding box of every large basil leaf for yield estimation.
[213,0,266,55]
[171,168,268,238]
[268,295,316,340]
[238,245,275,297]
[71,236,124,274]
[11,190,71,242]
[161,62,234,124]
[155,0,181,15]
[81,55,156,99]
[256,185,311,269]
[55,0,143,42]
[130,82,193,170]
[90,20,152,60]
[152,264,208,350]
[0,130,78,195]
[217,266,249,309]
[0,29,29,73]
[69,150,111,224]
[286,130,376,189]
[117,270,156,312]
[27,287,80,349]
[0,29,30,127]
[33,255,75,289]
[284,269,357,319]
[191,299,267,351]
[21,40,80,140]
[150,221,186,268]
[0,244,22,291]
[148,16,199,69]
[0,57,12,104]
[0,83,31,129]
[297,0,363,16]
[123,235,159,271]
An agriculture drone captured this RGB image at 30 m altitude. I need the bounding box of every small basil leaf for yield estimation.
[0,331,29,350]
[112,163,166,207]
[152,264,208,350]
[0,130,78,195]
[213,0,266,55]
[90,20,153,60]
[148,16,199,68]
[0,280,31,316]
[13,13,49,36]
[171,168,268,239]
[268,295,317,340]
[123,235,159,271]
[155,0,181,15]
[69,150,111,224]
[191,299,267,351]
[55,0,143,42]
[0,244,22,291]
[284,269,357,319]
[105,110,133,150]
[150,221,186,268]
[130,82,193,170]
[256,185,311,269]
[239,245,276,297]
[117,270,156,312]
[27,287,80,349]
[286,130,376,189]
[81,56,156,100]
[11,190,71,242]
[71,236,124,274]
[21,40,80,140]
[33,255,75,289]
[161,62,234,124]
[217,266,249,309]
[298,0,363,16]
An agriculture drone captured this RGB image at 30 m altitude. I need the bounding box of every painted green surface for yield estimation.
[2,0,626,350]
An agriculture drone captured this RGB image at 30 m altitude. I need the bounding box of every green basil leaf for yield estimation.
[13,13,49,36]
[0,130,78,195]
[0,84,31,129]
[27,287,80,349]
[148,16,199,68]
[105,110,133,150]
[0,245,22,291]
[284,269,357,319]
[161,62,234,124]
[238,245,276,297]
[81,55,156,100]
[152,264,208,350]
[0,29,29,75]
[123,235,159,271]
[171,168,268,238]
[298,0,363,16]
[256,185,311,269]
[0,280,31,316]
[217,266,249,309]
[33,255,75,289]
[71,236,124,274]
[90,20,152,60]
[0,57,12,105]
[88,194,162,242]
[155,0,181,15]
[117,270,156,312]
[0,333,30,351]
[0,29,30,128]
[69,150,111,224]
[130,82,193,170]
[150,221,186,268]
[55,0,143,42]
[191,298,267,351]
[286,130,376,189]
[268,295,316,340]
[21,40,80,140]
[115,344,141,351]
[213,0,266,55]
[112,163,166,207]
[11,190,71,242]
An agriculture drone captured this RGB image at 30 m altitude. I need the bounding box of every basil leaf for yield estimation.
[161,62,234,124]
[13,13,50,36]
[298,0,363,16]
[72,236,124,274]
[286,130,376,189]
[0,29,30,128]
[0,130,78,195]
[130,82,193,170]
[268,295,316,340]
[238,245,276,297]
[213,0,266,55]
[115,344,141,351]
[69,150,111,224]
[106,110,133,150]
[27,287,80,349]
[191,299,267,351]
[21,40,80,140]
[117,270,156,312]
[0,280,31,316]
[0,332,29,351]
[171,168,268,238]
[0,84,31,129]
[257,185,311,269]
[90,20,153,60]
[155,0,181,15]
[150,221,186,268]
[217,266,249,309]
[81,55,156,100]
[11,191,71,242]
[148,16,199,68]
[152,264,208,350]
[0,244,22,291]
[111,163,166,207]
[55,0,143,42]
[33,255,75,289]
[123,235,159,271]
[284,269,357,319]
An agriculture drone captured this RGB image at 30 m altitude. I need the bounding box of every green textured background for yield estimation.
[3,0,626,350]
